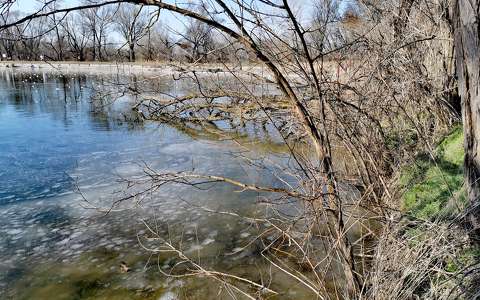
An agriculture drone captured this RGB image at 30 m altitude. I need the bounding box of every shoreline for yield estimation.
[0,61,266,77]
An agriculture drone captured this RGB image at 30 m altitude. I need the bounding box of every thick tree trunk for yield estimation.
[453,0,480,243]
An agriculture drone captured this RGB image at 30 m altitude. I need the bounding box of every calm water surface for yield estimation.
[0,70,312,299]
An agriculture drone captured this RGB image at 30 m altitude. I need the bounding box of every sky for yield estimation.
[12,0,335,19]
[13,0,177,25]
[12,0,184,44]
[14,0,72,13]
[10,0,352,44]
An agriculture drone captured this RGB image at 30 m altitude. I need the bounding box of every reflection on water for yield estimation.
[0,71,154,204]
[0,70,312,299]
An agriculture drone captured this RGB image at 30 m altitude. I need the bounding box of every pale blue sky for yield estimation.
[11,0,351,43]
[12,0,344,19]
[14,0,74,13]
[13,0,184,44]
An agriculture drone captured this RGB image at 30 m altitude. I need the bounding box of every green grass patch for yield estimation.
[397,126,480,298]
[400,126,466,219]
[445,247,480,273]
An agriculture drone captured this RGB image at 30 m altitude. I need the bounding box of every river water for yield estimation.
[0,70,333,299]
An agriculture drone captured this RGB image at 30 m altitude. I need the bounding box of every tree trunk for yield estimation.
[453,0,480,243]
[129,43,135,62]
[92,30,97,61]
[98,34,103,61]
[53,14,63,61]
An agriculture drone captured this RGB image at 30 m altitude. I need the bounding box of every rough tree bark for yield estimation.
[453,0,480,243]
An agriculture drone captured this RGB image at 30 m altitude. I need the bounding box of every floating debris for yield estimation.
[119,261,131,273]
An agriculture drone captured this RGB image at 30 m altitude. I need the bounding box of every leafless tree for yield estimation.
[62,12,89,61]
[309,0,343,55]
[139,20,174,61]
[80,1,115,60]
[18,17,47,60]
[114,3,150,62]
[179,16,215,63]
[0,10,20,59]
[45,1,67,60]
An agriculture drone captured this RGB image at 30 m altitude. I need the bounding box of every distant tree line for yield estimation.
[0,1,250,63]
[0,1,360,63]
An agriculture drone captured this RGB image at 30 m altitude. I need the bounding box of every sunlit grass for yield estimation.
[400,126,466,220]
